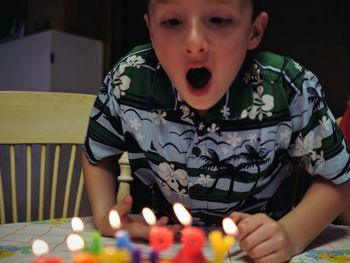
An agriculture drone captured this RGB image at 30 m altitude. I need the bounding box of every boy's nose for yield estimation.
[184,22,208,56]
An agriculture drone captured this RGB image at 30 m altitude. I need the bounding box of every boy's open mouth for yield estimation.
[186,67,212,89]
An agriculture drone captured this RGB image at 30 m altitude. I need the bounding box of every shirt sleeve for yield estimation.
[287,69,350,184]
[83,71,126,164]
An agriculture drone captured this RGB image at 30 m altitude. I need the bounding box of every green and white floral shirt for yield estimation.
[84,43,350,226]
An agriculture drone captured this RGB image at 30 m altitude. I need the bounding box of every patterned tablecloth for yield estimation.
[0,217,349,262]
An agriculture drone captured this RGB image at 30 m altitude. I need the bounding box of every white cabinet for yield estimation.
[0,30,102,220]
[0,30,103,94]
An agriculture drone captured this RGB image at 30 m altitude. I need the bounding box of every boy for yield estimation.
[82,0,350,262]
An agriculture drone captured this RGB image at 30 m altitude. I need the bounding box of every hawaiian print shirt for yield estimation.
[84,43,350,226]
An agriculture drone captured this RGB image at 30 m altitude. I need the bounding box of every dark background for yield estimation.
[1,0,349,116]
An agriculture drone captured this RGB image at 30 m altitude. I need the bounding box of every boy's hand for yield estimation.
[107,195,180,239]
[230,212,294,263]
[108,195,149,239]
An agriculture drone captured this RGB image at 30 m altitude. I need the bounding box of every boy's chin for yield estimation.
[186,100,216,113]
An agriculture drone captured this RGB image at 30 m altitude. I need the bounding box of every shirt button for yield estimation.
[192,147,201,157]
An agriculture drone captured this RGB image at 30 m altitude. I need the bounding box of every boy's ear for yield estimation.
[248,12,269,50]
[144,14,153,41]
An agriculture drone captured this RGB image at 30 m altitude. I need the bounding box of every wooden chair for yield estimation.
[0,91,133,224]
[0,91,96,223]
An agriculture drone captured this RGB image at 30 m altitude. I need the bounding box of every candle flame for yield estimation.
[109,209,121,230]
[222,217,238,236]
[67,233,85,252]
[173,202,192,226]
[71,217,84,232]
[142,207,157,226]
[32,239,49,256]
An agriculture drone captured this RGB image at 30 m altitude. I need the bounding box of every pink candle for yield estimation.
[142,207,174,252]
[171,203,206,263]
[31,239,63,263]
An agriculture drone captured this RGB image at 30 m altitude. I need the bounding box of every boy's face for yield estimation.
[145,0,268,115]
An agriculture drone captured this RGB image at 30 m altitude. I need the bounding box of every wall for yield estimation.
[2,0,350,116]
[260,0,350,117]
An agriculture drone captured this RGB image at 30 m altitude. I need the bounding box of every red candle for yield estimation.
[31,239,63,263]
[142,207,174,252]
[171,203,206,263]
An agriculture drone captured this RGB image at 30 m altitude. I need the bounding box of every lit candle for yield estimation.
[71,217,102,255]
[142,207,174,252]
[71,217,85,232]
[109,210,133,251]
[67,233,99,263]
[208,217,237,263]
[31,239,63,263]
[222,217,238,237]
[171,203,206,263]
[84,231,103,255]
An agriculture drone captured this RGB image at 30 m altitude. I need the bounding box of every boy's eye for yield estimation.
[162,19,182,27]
[209,17,233,25]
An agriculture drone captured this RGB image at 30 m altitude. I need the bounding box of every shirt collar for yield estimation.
[147,63,178,111]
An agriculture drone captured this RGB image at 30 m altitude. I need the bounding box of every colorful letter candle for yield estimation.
[172,202,206,263]
[67,234,99,263]
[109,210,133,251]
[71,216,102,255]
[208,217,237,263]
[31,239,63,263]
[142,207,174,252]
[99,247,131,263]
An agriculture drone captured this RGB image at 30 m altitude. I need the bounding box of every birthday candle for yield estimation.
[109,210,133,251]
[142,207,174,252]
[70,216,102,255]
[208,217,237,263]
[67,234,99,263]
[99,246,131,263]
[31,239,63,263]
[171,203,206,263]
[85,231,103,254]
[71,217,84,232]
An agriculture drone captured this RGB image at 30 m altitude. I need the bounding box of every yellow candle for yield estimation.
[209,217,237,263]
[99,247,131,263]
[208,230,234,263]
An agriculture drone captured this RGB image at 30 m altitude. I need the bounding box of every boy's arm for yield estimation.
[232,177,350,262]
[338,200,350,225]
[82,153,119,236]
[82,153,157,238]
[279,177,350,255]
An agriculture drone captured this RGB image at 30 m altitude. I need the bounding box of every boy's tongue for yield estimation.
[186,67,211,89]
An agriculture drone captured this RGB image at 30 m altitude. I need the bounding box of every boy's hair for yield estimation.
[144,0,265,20]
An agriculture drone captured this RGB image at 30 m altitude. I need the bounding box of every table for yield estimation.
[0,217,349,262]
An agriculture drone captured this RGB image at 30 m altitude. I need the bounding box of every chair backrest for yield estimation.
[0,91,95,223]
